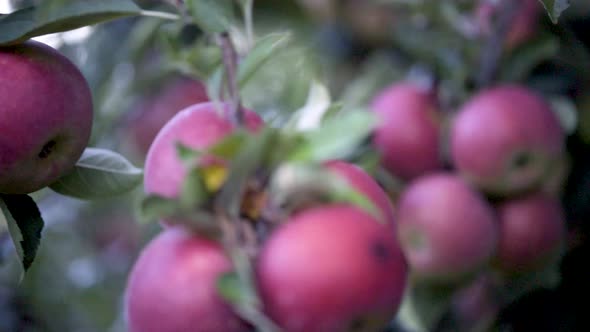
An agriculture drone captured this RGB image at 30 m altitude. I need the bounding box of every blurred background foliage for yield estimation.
[1,0,590,331]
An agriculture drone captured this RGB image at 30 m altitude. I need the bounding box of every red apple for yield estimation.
[448,274,501,332]
[396,173,498,282]
[0,40,93,194]
[144,102,263,201]
[371,81,442,181]
[124,76,209,159]
[450,85,565,197]
[256,204,408,332]
[125,227,248,332]
[475,0,542,49]
[495,193,566,273]
[324,160,395,225]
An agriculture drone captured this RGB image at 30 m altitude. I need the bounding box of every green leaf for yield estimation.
[138,194,181,224]
[0,0,140,46]
[548,95,578,135]
[49,148,143,200]
[237,32,292,87]
[340,52,405,109]
[208,131,250,158]
[218,251,281,332]
[175,131,249,166]
[186,0,236,33]
[0,194,44,276]
[217,272,250,306]
[207,68,224,104]
[500,33,560,82]
[175,142,202,165]
[397,282,457,332]
[499,254,564,305]
[287,110,378,163]
[159,26,223,79]
[538,0,571,24]
[240,42,319,118]
[270,164,382,222]
[284,80,332,131]
[137,194,218,234]
[180,168,209,207]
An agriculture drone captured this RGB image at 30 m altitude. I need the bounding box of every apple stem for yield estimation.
[475,0,520,88]
[217,213,281,332]
[219,32,244,127]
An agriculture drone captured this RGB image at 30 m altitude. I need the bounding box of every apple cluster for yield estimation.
[122,72,568,330]
[124,101,409,332]
[0,40,93,194]
[371,80,568,317]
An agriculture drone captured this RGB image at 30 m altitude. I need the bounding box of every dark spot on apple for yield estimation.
[349,317,366,331]
[38,140,56,159]
[512,151,533,169]
[371,240,391,263]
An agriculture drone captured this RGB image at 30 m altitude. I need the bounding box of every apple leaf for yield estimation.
[180,168,209,207]
[238,32,292,88]
[500,33,560,82]
[208,131,250,159]
[207,69,225,105]
[186,0,237,33]
[137,194,219,235]
[0,194,44,277]
[500,257,563,304]
[340,53,405,109]
[217,272,251,308]
[284,80,332,131]
[206,32,291,100]
[175,142,202,165]
[49,148,143,200]
[159,25,223,79]
[175,131,250,166]
[217,251,281,332]
[549,95,578,135]
[138,194,182,224]
[287,110,378,163]
[0,0,140,46]
[396,282,457,332]
[269,163,382,222]
[538,0,571,24]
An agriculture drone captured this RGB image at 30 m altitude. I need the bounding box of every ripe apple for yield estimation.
[450,85,565,197]
[395,173,498,282]
[123,76,209,159]
[475,0,542,49]
[125,227,248,332]
[256,204,408,332]
[144,101,263,202]
[371,81,442,181]
[447,274,501,332]
[324,160,395,225]
[495,193,566,273]
[0,40,93,194]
